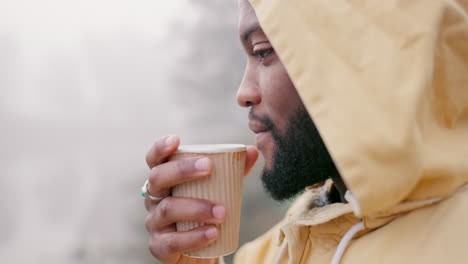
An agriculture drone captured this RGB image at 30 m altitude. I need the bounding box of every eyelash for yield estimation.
[251,48,274,62]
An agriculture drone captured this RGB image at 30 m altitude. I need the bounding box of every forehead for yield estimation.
[238,0,259,31]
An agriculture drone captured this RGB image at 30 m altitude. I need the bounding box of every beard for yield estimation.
[251,107,340,202]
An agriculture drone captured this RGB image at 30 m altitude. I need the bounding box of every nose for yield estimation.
[237,63,261,107]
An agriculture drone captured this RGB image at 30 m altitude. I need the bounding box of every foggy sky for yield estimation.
[0,1,285,263]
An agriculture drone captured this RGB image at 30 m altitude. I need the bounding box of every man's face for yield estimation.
[237,0,339,201]
[237,1,303,170]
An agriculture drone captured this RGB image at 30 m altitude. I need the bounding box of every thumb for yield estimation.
[244,145,259,177]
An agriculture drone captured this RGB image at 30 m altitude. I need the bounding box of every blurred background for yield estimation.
[0,0,287,263]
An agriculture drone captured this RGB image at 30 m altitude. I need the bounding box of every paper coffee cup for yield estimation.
[170,144,246,258]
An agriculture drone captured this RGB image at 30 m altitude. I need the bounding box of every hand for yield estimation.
[144,135,259,264]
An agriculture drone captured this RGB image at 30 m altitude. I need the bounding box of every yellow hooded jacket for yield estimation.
[233,0,468,263]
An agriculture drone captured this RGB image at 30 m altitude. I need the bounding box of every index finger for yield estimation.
[145,135,180,168]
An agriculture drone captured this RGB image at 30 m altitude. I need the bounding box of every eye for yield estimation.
[251,48,274,62]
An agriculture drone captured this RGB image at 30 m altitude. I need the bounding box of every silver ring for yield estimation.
[141,179,169,202]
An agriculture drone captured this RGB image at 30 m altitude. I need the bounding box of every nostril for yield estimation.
[236,85,260,107]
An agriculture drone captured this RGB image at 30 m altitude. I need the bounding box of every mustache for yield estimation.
[249,109,274,131]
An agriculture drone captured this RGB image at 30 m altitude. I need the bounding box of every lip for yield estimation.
[249,120,270,147]
[255,131,270,147]
[248,120,269,134]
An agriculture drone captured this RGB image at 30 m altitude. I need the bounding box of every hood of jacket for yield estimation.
[248,0,468,218]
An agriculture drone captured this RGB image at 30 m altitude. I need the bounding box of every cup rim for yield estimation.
[175,144,246,153]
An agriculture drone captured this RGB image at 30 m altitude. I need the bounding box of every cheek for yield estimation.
[260,62,301,133]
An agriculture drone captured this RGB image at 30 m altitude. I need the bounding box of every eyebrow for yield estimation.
[241,23,262,41]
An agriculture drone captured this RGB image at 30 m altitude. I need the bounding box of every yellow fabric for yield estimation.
[235,184,468,264]
[234,0,468,263]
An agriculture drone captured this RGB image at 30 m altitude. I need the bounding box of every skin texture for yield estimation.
[144,1,345,263]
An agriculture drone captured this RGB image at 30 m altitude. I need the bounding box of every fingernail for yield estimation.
[195,158,210,171]
[212,205,226,220]
[205,227,217,240]
[165,136,177,147]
